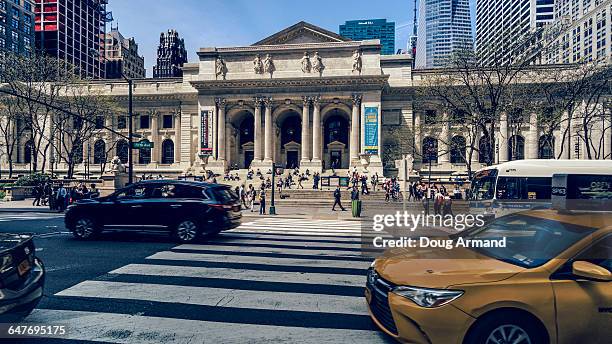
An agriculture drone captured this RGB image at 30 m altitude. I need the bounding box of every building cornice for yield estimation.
[190,75,389,95]
[197,40,380,58]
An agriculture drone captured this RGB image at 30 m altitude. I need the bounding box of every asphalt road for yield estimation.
[0,212,397,344]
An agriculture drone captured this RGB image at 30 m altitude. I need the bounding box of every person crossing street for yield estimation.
[332,186,346,211]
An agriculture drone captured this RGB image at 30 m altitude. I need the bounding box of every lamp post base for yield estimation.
[269,206,276,215]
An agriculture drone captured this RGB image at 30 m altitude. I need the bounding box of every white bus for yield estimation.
[469,160,612,219]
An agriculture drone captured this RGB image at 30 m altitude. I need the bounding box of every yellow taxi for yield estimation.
[366,210,611,344]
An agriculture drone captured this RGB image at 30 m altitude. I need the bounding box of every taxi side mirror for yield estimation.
[572,261,612,282]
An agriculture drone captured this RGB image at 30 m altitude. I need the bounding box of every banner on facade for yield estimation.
[200,110,213,155]
[364,106,379,155]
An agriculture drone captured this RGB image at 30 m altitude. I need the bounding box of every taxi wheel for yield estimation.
[173,219,201,243]
[465,315,548,344]
[72,217,100,240]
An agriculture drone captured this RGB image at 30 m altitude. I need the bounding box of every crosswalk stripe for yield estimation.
[56,281,368,315]
[110,264,366,286]
[147,251,371,269]
[236,224,363,233]
[174,243,364,257]
[218,232,365,244]
[210,236,364,247]
[26,310,389,344]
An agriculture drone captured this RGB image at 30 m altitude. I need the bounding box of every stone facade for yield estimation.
[4,22,611,181]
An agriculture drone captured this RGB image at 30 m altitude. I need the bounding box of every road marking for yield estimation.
[26,310,390,344]
[56,281,368,315]
[147,251,371,270]
[110,264,365,286]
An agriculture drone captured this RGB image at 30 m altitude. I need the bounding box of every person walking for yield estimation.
[332,186,346,211]
[56,183,68,212]
[258,187,266,215]
[442,192,454,216]
[434,189,444,215]
[32,183,42,206]
[298,173,305,189]
[249,184,256,212]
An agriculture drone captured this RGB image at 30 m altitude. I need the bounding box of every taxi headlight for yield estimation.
[0,254,13,273]
[392,286,463,308]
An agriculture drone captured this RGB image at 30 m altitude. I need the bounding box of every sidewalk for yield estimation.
[0,199,367,220]
[0,200,57,213]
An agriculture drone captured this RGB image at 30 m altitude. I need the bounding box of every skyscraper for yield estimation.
[0,0,35,57]
[103,25,145,79]
[544,0,611,64]
[34,0,109,79]
[415,0,473,69]
[153,29,187,78]
[476,0,557,65]
[339,19,395,55]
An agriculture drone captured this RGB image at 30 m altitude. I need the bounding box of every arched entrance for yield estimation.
[323,109,350,169]
[278,111,302,169]
[229,110,255,169]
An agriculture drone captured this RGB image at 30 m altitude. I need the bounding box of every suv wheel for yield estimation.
[72,217,99,240]
[173,219,200,243]
[465,315,547,344]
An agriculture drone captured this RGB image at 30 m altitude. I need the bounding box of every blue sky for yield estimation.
[107,0,475,77]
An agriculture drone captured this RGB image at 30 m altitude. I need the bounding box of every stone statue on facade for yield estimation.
[110,156,126,173]
[263,54,275,77]
[352,50,362,74]
[300,52,312,73]
[253,54,264,74]
[312,52,324,75]
[215,57,228,80]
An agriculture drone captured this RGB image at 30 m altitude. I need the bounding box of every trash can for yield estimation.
[352,200,362,218]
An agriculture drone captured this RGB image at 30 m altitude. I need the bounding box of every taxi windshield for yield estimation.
[470,169,497,201]
[460,214,597,268]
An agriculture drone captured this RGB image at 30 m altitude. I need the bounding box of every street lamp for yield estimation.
[425,140,437,214]
[270,164,278,215]
[121,74,134,185]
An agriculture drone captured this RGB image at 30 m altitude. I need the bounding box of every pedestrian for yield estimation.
[298,174,304,189]
[351,186,360,201]
[258,187,266,215]
[248,184,256,212]
[32,183,42,206]
[332,186,346,211]
[434,189,444,215]
[421,195,429,215]
[89,183,100,198]
[56,183,68,212]
[238,184,246,208]
[442,193,454,216]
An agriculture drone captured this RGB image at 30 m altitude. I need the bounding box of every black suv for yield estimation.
[0,234,45,322]
[65,181,242,243]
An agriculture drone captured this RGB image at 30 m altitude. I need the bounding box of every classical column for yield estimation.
[174,112,181,163]
[527,112,539,159]
[150,113,159,164]
[439,112,450,163]
[215,98,226,161]
[350,94,362,164]
[311,96,322,162]
[413,111,422,161]
[253,97,263,162]
[301,96,311,164]
[264,97,273,162]
[497,112,509,163]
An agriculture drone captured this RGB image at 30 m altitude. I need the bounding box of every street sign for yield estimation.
[132,139,154,149]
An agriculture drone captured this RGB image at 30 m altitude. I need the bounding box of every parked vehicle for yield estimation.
[0,234,45,323]
[64,180,242,243]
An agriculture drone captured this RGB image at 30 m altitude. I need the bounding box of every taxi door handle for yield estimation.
[130,205,143,208]
[170,205,182,208]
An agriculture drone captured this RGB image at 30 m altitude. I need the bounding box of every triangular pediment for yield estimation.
[253,21,351,46]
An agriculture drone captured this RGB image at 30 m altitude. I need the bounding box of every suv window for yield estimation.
[115,185,152,199]
[210,187,237,203]
[158,184,206,199]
